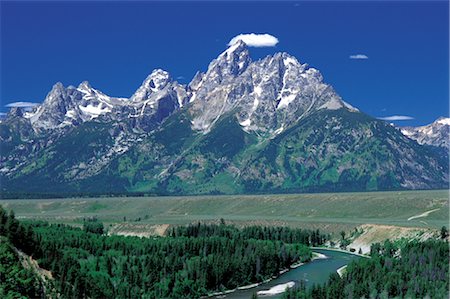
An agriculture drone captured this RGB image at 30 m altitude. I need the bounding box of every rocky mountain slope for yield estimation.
[22,69,187,133]
[1,41,448,196]
[401,117,449,149]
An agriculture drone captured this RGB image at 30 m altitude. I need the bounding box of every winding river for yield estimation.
[216,249,362,299]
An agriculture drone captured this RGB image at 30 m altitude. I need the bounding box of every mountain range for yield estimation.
[1,40,448,197]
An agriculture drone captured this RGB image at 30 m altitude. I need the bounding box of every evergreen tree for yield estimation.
[440,226,448,239]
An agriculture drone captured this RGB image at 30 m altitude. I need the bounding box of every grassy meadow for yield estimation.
[0,189,447,236]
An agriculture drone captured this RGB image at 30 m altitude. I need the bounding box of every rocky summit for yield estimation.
[1,41,448,196]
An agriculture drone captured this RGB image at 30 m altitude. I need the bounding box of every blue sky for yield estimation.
[1,1,448,126]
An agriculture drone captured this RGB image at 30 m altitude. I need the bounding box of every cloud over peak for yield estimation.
[228,33,279,48]
[349,54,368,60]
[377,115,414,121]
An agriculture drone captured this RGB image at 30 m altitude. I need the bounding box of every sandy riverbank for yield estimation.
[257,281,295,296]
[310,246,369,258]
[336,265,347,277]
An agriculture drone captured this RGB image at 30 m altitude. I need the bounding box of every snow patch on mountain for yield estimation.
[342,101,359,112]
[319,98,345,110]
[437,118,450,126]
[239,119,251,127]
[65,109,77,119]
[130,69,171,102]
[79,104,111,119]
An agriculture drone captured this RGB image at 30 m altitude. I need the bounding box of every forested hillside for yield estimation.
[0,206,324,298]
[283,239,449,299]
[0,208,47,298]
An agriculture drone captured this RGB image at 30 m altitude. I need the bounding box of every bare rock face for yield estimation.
[187,40,357,136]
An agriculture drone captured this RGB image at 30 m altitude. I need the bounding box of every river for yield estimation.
[215,249,362,299]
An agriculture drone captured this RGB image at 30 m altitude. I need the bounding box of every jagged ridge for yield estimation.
[0,41,447,195]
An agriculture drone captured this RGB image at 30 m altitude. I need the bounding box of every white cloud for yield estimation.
[349,54,369,59]
[377,115,414,121]
[5,101,40,108]
[228,33,279,47]
[0,112,6,116]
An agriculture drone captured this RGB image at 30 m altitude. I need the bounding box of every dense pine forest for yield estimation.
[0,209,47,298]
[0,207,323,298]
[1,206,448,298]
[168,222,327,245]
[0,240,45,298]
[282,239,449,299]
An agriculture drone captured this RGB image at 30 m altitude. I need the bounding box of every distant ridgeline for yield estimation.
[1,41,448,197]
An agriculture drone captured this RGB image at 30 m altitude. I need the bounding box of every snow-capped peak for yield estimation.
[77,81,92,92]
[400,116,449,148]
[220,39,248,58]
[187,40,251,109]
[211,39,251,76]
[283,55,301,67]
[49,82,65,94]
[130,69,172,103]
[436,117,450,126]
[188,43,362,136]
[145,69,171,91]
[43,82,69,106]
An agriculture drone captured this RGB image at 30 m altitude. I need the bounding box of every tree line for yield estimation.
[168,222,328,246]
